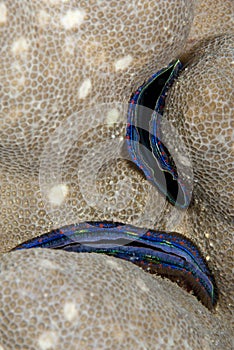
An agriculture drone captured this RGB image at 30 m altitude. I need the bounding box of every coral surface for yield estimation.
[0,0,196,250]
[0,0,233,349]
[163,34,234,317]
[0,250,232,350]
[187,0,233,46]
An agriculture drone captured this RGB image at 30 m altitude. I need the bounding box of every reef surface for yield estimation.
[0,0,233,349]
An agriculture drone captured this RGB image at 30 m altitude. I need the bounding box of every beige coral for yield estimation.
[0,249,232,350]
[0,0,195,250]
[0,0,233,349]
[163,34,234,318]
[186,0,233,48]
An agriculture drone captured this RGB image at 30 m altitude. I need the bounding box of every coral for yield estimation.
[0,249,232,350]
[0,0,233,349]
[0,0,194,166]
[0,0,195,250]
[187,0,233,47]
[163,34,234,317]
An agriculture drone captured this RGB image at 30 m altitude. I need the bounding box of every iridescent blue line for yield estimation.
[126,60,190,208]
[11,221,217,310]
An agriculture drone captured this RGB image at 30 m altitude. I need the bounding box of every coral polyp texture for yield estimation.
[0,0,233,349]
[187,0,233,46]
[164,34,233,218]
[0,250,232,350]
[0,0,195,250]
[163,34,234,318]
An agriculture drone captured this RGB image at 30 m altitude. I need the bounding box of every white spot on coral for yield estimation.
[37,10,50,27]
[42,0,69,4]
[216,134,226,144]
[64,36,76,55]
[11,37,29,55]
[177,154,191,167]
[60,9,86,30]
[106,108,120,124]
[135,278,150,293]
[48,184,69,206]
[114,55,133,72]
[64,302,78,322]
[78,78,92,99]
[112,323,125,342]
[40,259,59,270]
[38,331,58,350]
[0,2,7,24]
[106,257,123,271]
[0,345,5,350]
[8,62,26,92]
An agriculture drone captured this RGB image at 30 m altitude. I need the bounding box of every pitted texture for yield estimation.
[0,0,195,251]
[0,249,232,350]
[165,34,233,218]
[163,34,234,317]
[187,0,233,47]
[0,1,233,349]
[0,0,194,168]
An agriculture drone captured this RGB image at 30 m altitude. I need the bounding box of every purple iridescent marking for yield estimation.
[126,60,190,208]
[12,221,217,310]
